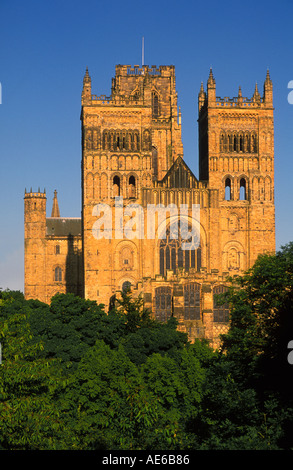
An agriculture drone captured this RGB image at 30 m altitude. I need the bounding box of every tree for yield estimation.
[141,342,209,448]
[120,317,188,365]
[220,243,293,394]
[208,243,293,449]
[27,293,106,369]
[60,339,164,450]
[114,288,153,332]
[0,292,67,449]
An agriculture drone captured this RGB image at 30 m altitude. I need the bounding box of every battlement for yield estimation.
[215,95,264,108]
[91,93,144,105]
[115,64,175,78]
[198,69,273,113]
[24,189,46,198]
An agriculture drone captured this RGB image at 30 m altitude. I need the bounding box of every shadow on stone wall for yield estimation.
[65,234,83,297]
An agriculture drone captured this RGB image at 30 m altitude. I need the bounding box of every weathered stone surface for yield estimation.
[24,65,275,348]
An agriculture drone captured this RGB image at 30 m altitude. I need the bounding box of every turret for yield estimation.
[263,69,273,107]
[252,82,261,103]
[198,81,206,112]
[24,189,47,300]
[237,86,243,105]
[24,189,47,239]
[207,68,216,105]
[51,190,60,218]
[82,67,92,105]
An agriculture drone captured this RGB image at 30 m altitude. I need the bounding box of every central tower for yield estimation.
[80,65,184,303]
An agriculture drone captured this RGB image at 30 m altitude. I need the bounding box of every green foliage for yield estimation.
[220,243,293,394]
[201,243,293,449]
[60,340,165,450]
[120,318,188,365]
[27,293,106,369]
[0,296,66,449]
[114,289,153,332]
[1,243,293,450]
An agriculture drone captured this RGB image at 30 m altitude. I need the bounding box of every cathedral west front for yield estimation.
[24,63,275,347]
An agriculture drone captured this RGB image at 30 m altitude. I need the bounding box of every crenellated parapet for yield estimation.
[199,69,273,115]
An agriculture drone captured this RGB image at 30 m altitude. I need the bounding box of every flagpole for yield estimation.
[142,37,144,67]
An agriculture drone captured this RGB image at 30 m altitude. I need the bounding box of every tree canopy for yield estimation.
[0,243,293,449]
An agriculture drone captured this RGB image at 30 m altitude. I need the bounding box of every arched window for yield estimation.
[116,134,121,150]
[103,131,108,150]
[122,134,127,150]
[233,134,237,152]
[113,175,120,197]
[245,134,250,153]
[184,283,201,320]
[143,130,151,151]
[54,266,62,282]
[251,134,257,153]
[129,175,136,198]
[133,132,140,151]
[152,92,159,118]
[55,245,60,255]
[109,132,113,150]
[213,286,229,322]
[122,281,131,293]
[159,222,201,276]
[228,134,232,152]
[154,286,172,322]
[239,178,246,200]
[239,134,243,152]
[220,134,225,152]
[225,178,231,201]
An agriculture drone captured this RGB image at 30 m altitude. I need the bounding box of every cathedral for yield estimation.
[24,64,275,347]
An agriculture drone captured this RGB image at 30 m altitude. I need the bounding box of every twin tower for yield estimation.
[24,64,275,348]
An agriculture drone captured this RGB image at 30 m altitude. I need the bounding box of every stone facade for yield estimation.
[24,64,275,348]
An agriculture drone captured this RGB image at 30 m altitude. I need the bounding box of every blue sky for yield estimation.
[0,0,292,291]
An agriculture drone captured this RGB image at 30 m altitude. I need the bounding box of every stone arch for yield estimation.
[259,176,265,201]
[151,88,160,118]
[252,176,259,200]
[222,174,234,201]
[238,174,248,200]
[100,172,108,199]
[118,275,137,293]
[155,213,206,276]
[93,172,100,200]
[142,129,152,151]
[112,173,121,197]
[86,172,94,199]
[265,175,272,201]
[127,172,137,198]
[223,240,246,272]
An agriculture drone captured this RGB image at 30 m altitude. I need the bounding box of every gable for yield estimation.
[159,156,199,189]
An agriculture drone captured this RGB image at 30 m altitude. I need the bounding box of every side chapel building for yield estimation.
[24,64,275,347]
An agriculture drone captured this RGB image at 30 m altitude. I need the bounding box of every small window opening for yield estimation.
[239,135,243,152]
[113,175,120,197]
[225,178,231,201]
[152,92,159,118]
[122,281,131,293]
[128,175,136,198]
[54,267,62,282]
[240,178,246,200]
